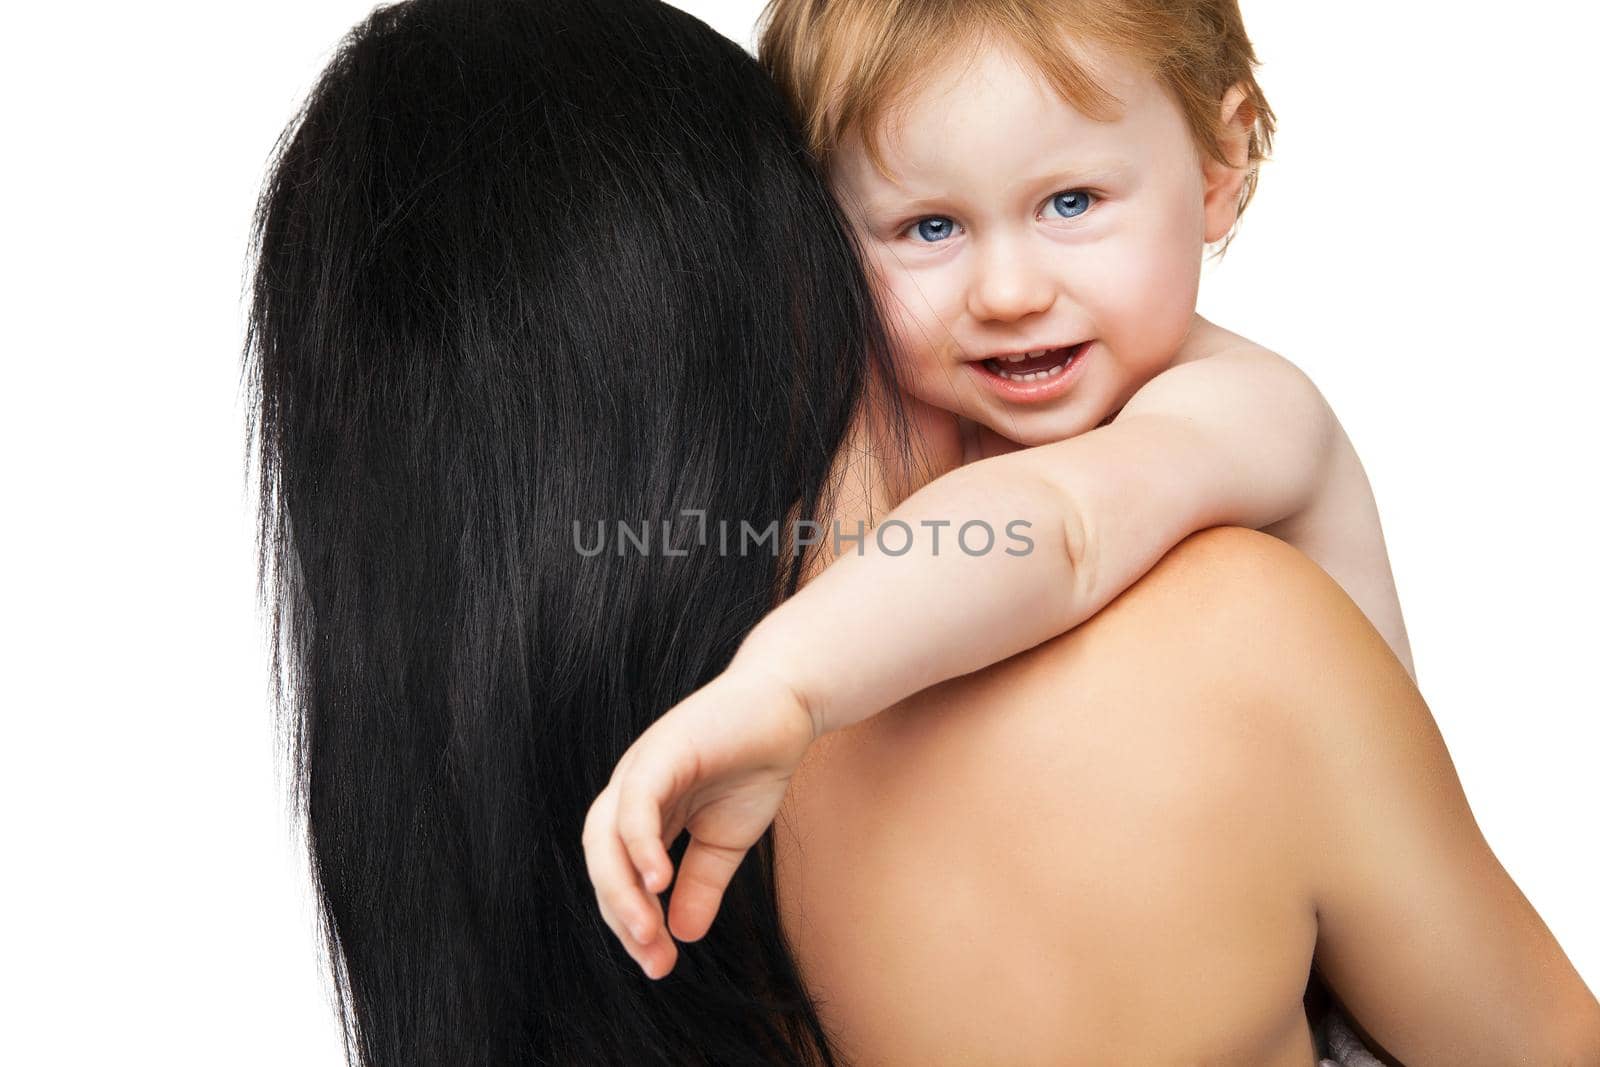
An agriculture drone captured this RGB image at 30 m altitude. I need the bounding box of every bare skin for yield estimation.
[772,528,1600,1065]
[580,24,1598,1061]
[584,405,1598,1060]
[583,36,1430,981]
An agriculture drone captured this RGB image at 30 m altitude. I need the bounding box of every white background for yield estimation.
[2,1,1594,1062]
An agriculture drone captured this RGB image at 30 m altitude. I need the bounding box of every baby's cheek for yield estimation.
[872,265,952,383]
[1085,242,1198,365]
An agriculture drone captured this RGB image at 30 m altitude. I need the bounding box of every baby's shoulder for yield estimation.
[1128,320,1329,428]
[1177,314,1270,359]
[1172,318,1304,378]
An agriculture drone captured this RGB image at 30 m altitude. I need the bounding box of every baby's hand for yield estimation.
[581,663,817,979]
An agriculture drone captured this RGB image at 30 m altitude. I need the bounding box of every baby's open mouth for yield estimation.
[981,343,1087,382]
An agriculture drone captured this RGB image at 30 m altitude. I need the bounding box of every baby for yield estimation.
[584,0,1415,976]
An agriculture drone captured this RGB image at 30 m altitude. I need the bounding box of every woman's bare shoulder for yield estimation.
[911,525,1349,870]
[785,526,1349,864]
[1094,524,1367,650]
[935,525,1376,742]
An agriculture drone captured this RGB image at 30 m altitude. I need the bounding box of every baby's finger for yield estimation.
[661,808,687,857]
[666,836,746,943]
[617,776,677,896]
[583,789,665,948]
[585,831,652,979]
[595,883,679,979]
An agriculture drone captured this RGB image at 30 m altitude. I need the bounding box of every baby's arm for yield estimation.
[585,349,1391,970]
[738,347,1351,738]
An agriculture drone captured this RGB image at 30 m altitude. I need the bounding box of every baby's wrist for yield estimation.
[730,626,827,742]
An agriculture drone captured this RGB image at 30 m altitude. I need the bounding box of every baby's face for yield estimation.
[831,39,1226,445]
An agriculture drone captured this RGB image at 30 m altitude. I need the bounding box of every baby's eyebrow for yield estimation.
[856,159,1135,215]
[844,154,1139,229]
[1024,158,1133,185]
[864,194,947,215]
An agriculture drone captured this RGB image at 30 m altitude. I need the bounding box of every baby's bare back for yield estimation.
[1259,412,1415,679]
[1177,318,1414,680]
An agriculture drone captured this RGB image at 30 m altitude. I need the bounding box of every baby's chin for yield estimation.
[973,405,1111,448]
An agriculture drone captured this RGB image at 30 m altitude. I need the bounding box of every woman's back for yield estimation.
[775,527,1599,1065]
[775,528,1319,1064]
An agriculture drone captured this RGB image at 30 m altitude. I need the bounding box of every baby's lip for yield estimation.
[973,342,1086,364]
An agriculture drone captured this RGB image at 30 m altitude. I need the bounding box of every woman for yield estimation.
[250,1,1598,1064]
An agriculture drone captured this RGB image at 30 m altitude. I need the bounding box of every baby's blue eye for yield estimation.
[1043,190,1095,219]
[910,217,956,243]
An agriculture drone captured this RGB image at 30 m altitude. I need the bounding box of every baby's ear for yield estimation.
[1201,84,1255,244]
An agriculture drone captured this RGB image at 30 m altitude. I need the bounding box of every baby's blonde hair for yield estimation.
[757,0,1277,252]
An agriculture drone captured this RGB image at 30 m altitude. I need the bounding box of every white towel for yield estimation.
[1315,1009,1385,1067]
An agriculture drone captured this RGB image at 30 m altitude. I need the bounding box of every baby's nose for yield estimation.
[965,245,1056,323]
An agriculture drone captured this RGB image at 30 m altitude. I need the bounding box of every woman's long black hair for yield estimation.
[245,0,912,1062]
